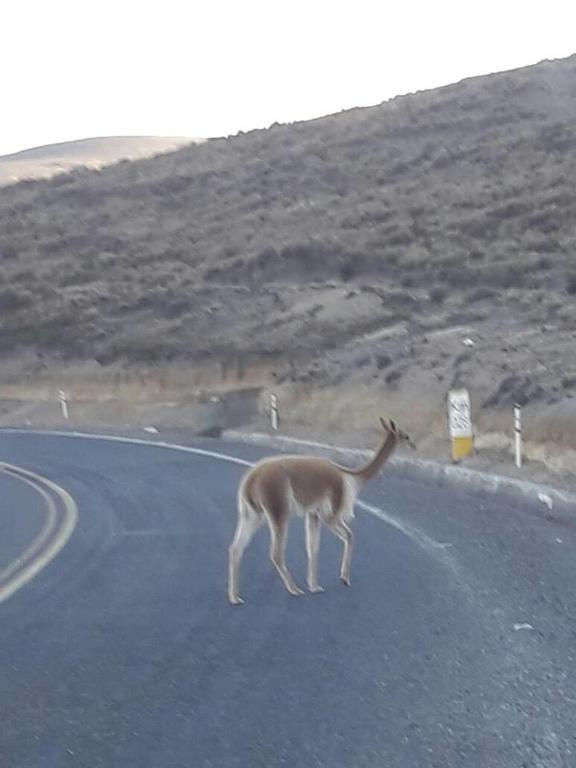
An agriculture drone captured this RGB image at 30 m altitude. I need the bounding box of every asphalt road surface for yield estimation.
[0,431,575,768]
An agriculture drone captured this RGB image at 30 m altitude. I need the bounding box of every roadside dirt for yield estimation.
[0,368,574,496]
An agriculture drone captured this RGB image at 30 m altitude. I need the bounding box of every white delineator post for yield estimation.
[270,393,279,431]
[514,403,522,469]
[59,390,69,420]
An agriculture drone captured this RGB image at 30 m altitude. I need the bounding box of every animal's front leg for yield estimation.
[305,513,324,593]
[269,519,304,596]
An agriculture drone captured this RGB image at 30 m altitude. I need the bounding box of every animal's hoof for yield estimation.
[289,587,305,596]
[308,585,325,594]
[229,595,244,605]
[340,577,351,587]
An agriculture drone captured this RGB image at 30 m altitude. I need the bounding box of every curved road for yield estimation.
[0,431,575,768]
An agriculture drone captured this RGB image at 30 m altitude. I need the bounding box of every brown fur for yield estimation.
[244,457,345,522]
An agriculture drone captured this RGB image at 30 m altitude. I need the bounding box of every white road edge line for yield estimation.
[0,429,450,562]
[0,428,253,467]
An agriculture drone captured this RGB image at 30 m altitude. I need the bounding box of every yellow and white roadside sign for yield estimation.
[448,388,473,462]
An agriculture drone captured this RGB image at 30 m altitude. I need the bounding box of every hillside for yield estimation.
[0,55,575,450]
[0,136,198,187]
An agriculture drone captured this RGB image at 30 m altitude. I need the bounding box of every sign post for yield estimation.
[448,388,473,462]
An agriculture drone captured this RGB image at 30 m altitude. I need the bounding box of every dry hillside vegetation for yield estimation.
[0,55,575,438]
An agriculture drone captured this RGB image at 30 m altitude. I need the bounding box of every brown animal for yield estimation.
[228,418,416,604]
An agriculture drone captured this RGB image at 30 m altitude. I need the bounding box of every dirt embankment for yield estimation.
[1,360,574,495]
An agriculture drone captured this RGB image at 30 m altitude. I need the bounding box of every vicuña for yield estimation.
[228,418,416,605]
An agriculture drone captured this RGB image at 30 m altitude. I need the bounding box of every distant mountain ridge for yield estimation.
[0,136,202,186]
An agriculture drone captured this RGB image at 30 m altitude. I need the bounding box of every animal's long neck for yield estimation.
[348,431,397,484]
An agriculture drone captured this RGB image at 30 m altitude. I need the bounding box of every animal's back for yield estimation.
[242,455,349,519]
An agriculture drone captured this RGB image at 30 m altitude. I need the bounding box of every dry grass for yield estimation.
[0,360,276,403]
[258,383,448,448]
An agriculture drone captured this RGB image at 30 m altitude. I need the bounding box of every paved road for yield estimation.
[0,432,575,768]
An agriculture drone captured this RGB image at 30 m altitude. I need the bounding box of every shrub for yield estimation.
[566,272,576,295]
[467,286,497,302]
[0,287,33,311]
[375,353,392,369]
[429,286,448,303]
[385,368,403,385]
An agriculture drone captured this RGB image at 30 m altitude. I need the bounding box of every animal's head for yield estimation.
[380,417,416,450]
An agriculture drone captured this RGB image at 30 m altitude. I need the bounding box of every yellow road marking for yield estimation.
[0,471,58,583]
[0,462,78,603]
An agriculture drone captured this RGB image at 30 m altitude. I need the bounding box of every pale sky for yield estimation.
[2,0,575,156]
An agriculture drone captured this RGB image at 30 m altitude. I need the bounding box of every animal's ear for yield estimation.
[380,417,389,431]
[389,419,397,433]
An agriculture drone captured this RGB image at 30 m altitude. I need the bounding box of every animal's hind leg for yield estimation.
[329,518,354,586]
[305,513,324,593]
[228,502,262,605]
[267,515,304,597]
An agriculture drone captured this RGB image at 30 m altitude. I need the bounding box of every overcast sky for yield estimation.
[2,0,575,156]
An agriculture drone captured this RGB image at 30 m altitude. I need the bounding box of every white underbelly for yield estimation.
[288,477,357,521]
